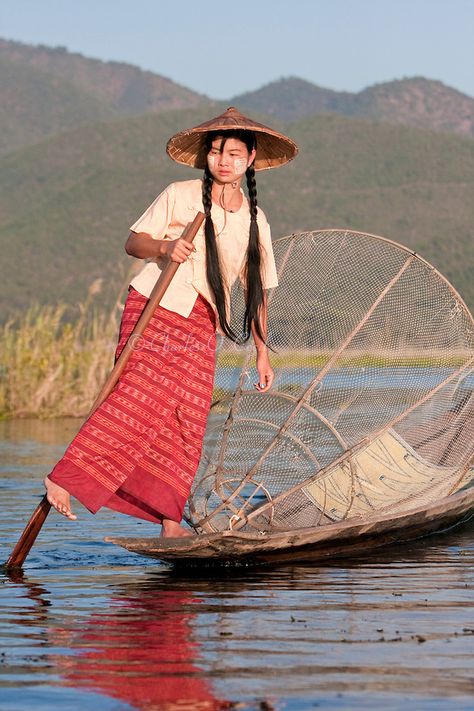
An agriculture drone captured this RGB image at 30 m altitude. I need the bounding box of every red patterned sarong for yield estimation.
[49,288,216,523]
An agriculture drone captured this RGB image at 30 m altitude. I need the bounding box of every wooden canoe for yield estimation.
[106,484,474,567]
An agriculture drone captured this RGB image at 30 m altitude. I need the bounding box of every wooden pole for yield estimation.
[4,212,205,570]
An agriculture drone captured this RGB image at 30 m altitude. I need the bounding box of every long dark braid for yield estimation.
[242,164,265,342]
[202,129,265,343]
[202,165,239,341]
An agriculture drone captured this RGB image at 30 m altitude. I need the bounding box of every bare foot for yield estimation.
[44,476,77,520]
[160,519,193,538]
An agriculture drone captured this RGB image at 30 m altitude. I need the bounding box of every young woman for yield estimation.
[44,107,298,537]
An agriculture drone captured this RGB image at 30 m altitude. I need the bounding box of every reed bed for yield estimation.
[0,281,122,419]
[4,276,463,419]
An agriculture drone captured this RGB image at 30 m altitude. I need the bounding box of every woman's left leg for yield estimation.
[45,291,216,530]
[44,476,76,519]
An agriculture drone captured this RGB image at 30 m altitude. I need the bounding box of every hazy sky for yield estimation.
[2,0,473,99]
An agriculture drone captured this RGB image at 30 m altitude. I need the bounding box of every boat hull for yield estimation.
[106,487,474,566]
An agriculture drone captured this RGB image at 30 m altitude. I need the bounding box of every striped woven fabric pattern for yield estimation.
[49,288,216,523]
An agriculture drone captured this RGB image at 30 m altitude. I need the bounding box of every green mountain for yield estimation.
[0,55,119,156]
[230,77,348,122]
[0,38,210,155]
[0,107,221,315]
[2,38,474,160]
[233,77,474,138]
[0,38,209,113]
[1,110,473,317]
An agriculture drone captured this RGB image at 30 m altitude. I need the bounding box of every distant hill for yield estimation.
[0,106,221,314]
[229,77,350,122]
[3,38,474,159]
[233,77,474,138]
[0,38,211,155]
[347,77,474,136]
[1,110,473,317]
[0,38,209,113]
[0,55,118,156]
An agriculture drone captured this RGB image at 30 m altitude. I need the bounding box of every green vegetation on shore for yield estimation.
[0,287,120,419]
[2,292,468,420]
[216,351,468,369]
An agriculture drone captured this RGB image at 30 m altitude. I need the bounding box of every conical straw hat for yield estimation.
[166,106,298,171]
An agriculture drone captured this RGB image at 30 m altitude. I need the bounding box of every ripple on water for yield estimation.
[1,419,473,710]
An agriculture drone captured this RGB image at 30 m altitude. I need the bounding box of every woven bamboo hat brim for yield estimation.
[166,106,298,171]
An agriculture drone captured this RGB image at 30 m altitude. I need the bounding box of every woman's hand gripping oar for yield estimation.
[4,212,205,570]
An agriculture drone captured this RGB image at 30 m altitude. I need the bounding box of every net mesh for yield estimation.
[187,230,474,533]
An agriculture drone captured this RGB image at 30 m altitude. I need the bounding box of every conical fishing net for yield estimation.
[187,230,474,533]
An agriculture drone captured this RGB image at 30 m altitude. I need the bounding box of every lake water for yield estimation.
[0,418,473,710]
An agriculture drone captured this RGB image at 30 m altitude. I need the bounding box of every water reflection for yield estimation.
[4,532,474,708]
[53,585,231,711]
[3,568,51,627]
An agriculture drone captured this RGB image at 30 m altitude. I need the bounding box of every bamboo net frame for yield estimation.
[187,230,474,534]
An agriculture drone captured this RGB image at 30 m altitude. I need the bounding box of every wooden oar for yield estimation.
[5,212,205,570]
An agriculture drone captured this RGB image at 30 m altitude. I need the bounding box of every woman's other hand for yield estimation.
[255,348,274,393]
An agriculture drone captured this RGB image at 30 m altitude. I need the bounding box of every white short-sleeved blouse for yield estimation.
[129,179,279,323]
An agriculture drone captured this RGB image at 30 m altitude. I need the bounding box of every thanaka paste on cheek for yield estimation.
[233,158,247,175]
[207,154,248,177]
